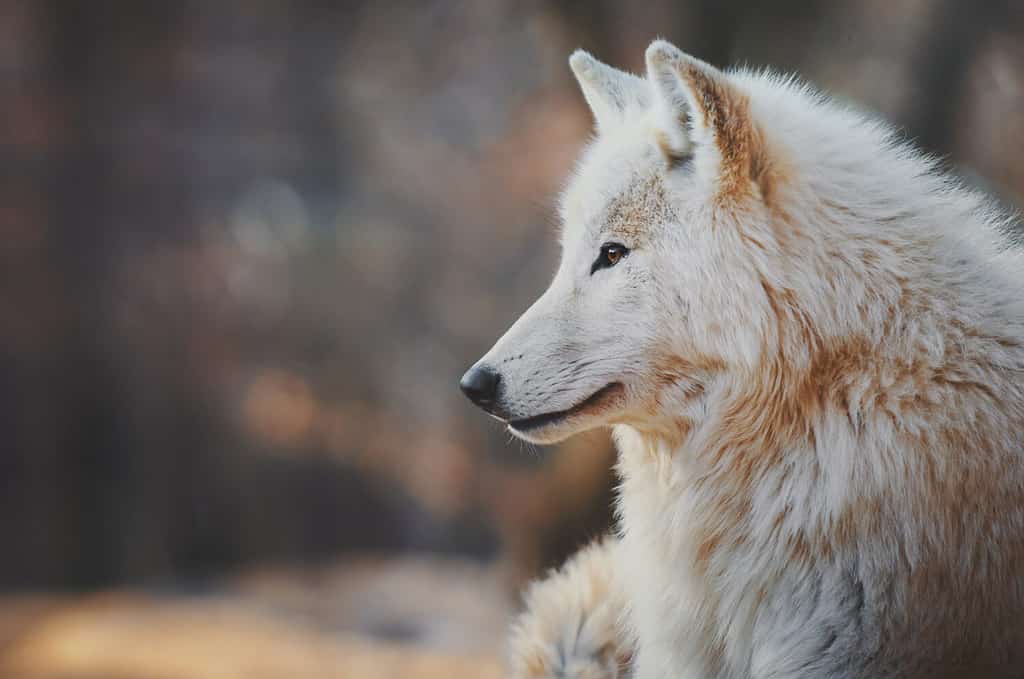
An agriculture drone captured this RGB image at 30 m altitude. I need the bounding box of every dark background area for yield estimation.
[0,0,1021,676]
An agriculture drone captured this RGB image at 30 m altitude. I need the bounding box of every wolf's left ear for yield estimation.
[570,49,647,132]
[646,40,763,196]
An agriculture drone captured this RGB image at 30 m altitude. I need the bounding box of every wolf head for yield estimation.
[461,39,1001,447]
[460,40,781,445]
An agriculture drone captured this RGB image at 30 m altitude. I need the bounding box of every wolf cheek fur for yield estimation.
[462,39,1024,679]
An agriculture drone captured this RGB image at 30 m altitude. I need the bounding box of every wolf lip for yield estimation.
[508,382,623,432]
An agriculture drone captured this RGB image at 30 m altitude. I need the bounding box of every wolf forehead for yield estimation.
[561,164,676,247]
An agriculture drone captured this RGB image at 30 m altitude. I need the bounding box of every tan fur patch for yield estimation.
[653,353,725,386]
[678,64,778,209]
[650,352,724,446]
[689,281,883,570]
[601,172,674,244]
[574,382,627,421]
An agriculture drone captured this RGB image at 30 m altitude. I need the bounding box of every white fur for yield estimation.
[472,40,1024,679]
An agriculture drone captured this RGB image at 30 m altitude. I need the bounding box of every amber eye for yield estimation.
[590,242,630,275]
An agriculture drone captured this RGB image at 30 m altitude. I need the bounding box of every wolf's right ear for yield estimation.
[646,40,765,199]
[570,50,647,132]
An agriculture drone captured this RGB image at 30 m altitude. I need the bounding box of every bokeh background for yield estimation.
[1,1,1021,677]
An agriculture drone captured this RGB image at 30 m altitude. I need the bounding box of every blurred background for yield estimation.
[1,0,1021,677]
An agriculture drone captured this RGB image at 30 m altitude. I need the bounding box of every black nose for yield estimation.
[459,365,501,409]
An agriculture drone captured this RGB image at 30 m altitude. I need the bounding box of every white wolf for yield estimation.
[459,39,1024,679]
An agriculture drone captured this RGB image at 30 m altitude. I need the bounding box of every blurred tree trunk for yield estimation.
[43,0,177,587]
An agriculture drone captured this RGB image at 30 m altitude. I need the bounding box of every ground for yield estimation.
[0,556,508,679]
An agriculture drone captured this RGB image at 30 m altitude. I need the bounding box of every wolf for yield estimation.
[459,39,1024,679]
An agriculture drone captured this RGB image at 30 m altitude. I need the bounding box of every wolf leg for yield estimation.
[507,536,634,679]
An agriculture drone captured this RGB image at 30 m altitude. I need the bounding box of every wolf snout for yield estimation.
[459,364,502,412]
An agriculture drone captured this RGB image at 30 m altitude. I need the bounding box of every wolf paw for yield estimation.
[507,537,633,679]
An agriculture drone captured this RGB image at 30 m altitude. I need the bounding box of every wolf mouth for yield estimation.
[508,382,624,432]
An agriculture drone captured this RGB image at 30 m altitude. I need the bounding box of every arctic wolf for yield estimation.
[459,39,1024,679]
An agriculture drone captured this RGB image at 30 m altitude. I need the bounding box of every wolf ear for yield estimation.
[646,40,762,194]
[570,49,647,132]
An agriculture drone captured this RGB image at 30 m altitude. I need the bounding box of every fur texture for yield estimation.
[464,40,1024,679]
